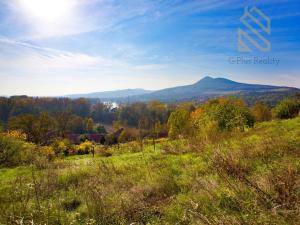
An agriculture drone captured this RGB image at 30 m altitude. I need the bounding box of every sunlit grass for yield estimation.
[0,118,300,224]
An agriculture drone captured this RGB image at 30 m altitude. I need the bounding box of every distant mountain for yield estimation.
[66,76,299,105]
[66,89,152,99]
[135,76,296,101]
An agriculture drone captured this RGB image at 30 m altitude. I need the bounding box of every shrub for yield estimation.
[269,166,298,208]
[52,139,73,156]
[272,99,300,119]
[76,140,93,155]
[63,199,81,211]
[212,150,250,180]
[96,145,112,157]
[96,124,107,134]
[121,141,141,153]
[0,134,34,167]
[6,130,27,140]
[167,108,191,139]
[161,140,191,154]
[32,146,56,169]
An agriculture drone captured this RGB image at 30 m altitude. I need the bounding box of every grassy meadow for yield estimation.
[0,117,299,225]
[1,1,300,224]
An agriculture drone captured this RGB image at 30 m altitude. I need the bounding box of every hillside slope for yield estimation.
[1,117,300,224]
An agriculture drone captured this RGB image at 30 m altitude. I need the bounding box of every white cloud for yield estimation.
[0,37,122,70]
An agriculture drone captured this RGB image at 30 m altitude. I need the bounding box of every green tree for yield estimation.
[91,102,114,123]
[118,129,128,144]
[96,124,107,134]
[214,100,254,131]
[167,108,190,139]
[191,97,254,135]
[272,99,300,119]
[67,115,85,133]
[0,97,13,122]
[85,118,94,133]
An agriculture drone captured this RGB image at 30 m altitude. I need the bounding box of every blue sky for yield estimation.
[0,0,299,96]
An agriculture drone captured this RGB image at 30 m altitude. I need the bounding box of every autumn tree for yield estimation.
[9,97,37,117]
[252,102,271,122]
[112,120,122,131]
[148,101,167,124]
[67,115,85,133]
[91,102,115,123]
[34,112,57,144]
[178,102,195,112]
[9,112,56,144]
[71,98,91,118]
[54,111,73,137]
[8,114,35,141]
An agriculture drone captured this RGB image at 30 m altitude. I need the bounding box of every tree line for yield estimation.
[0,94,299,146]
[0,96,174,144]
[167,96,300,140]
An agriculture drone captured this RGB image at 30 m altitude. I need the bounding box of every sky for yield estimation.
[0,0,299,96]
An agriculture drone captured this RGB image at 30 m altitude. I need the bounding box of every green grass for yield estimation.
[0,166,32,185]
[0,118,300,224]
